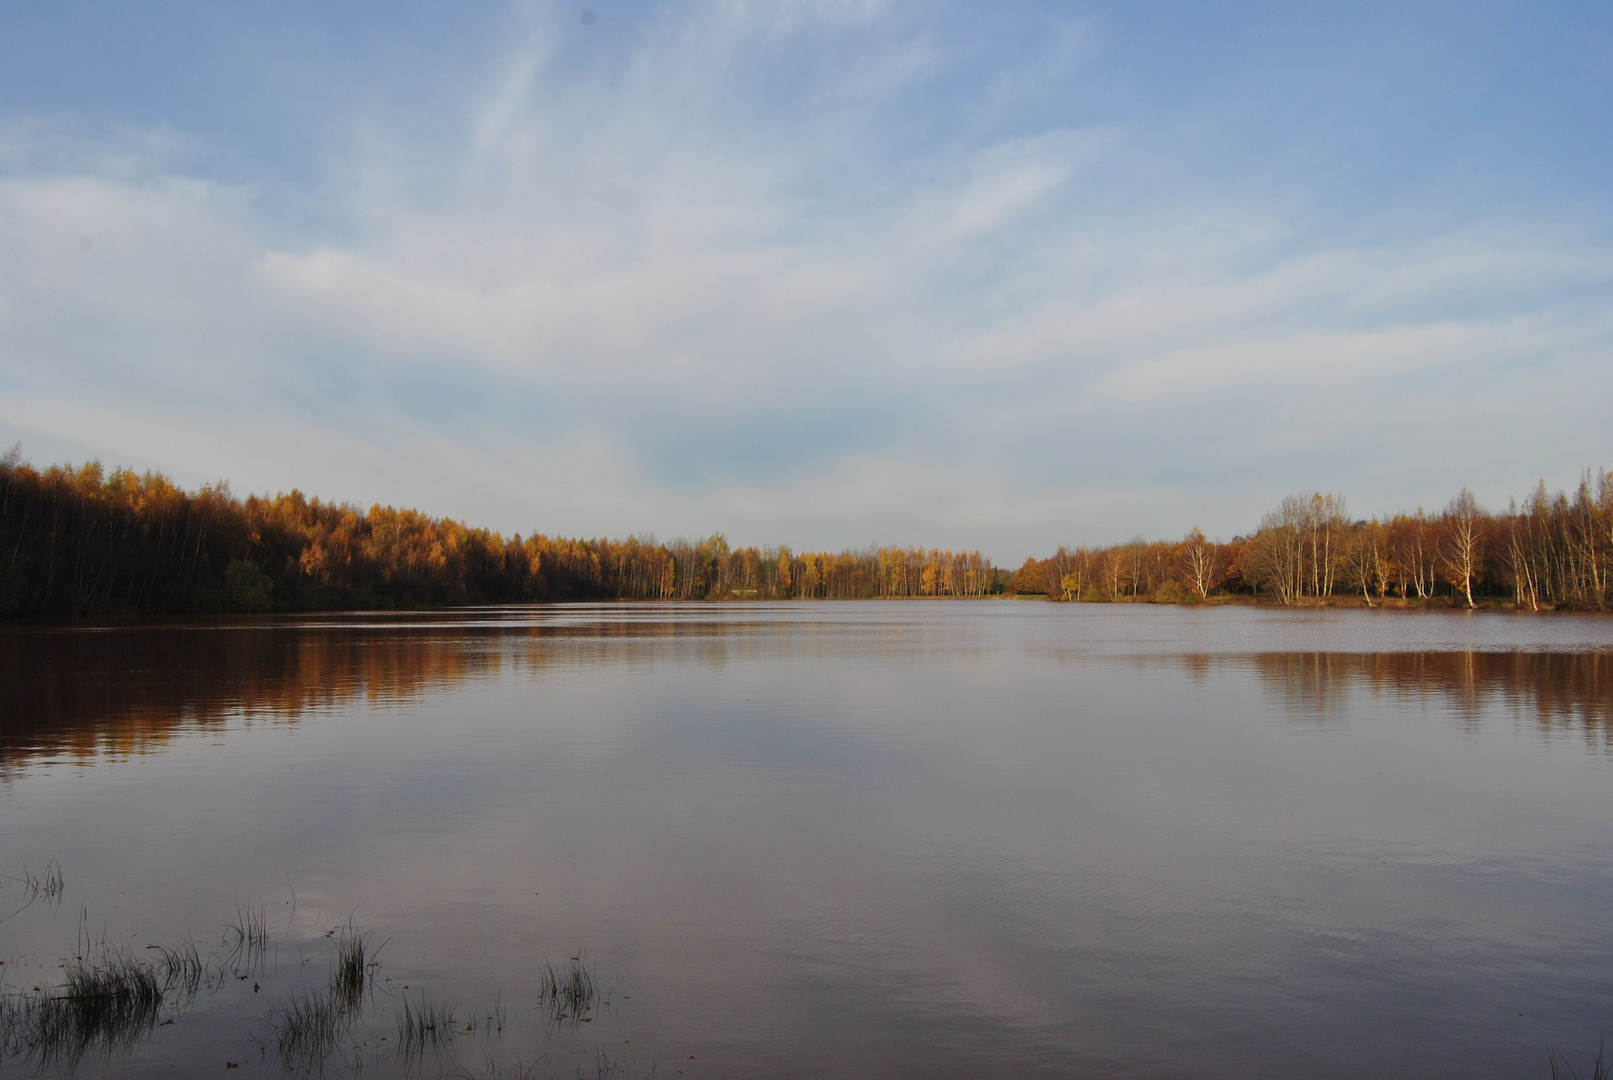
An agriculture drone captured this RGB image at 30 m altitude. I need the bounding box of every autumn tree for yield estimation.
[1441,488,1484,609]
[1179,528,1219,601]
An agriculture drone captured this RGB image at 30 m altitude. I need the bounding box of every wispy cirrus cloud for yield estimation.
[1,0,1609,555]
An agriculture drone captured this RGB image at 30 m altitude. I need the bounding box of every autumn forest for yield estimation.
[0,447,1002,617]
[1,446,1608,617]
[1009,476,1613,612]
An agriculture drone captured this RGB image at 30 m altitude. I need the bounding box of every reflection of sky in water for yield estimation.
[2,603,1612,1079]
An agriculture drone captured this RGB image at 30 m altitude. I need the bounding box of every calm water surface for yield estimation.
[2,603,1612,1078]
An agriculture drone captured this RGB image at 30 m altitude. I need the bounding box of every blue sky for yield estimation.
[1,1,1609,560]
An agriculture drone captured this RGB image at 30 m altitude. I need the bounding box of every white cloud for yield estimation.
[1,1,1609,557]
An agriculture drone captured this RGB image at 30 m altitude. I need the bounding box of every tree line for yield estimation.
[6,445,1607,616]
[0,447,1002,617]
[1010,470,1612,610]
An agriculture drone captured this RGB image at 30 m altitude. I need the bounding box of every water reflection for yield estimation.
[1247,651,1613,738]
[8,608,1610,771]
[3,606,1613,1078]
[0,624,511,767]
[0,606,995,769]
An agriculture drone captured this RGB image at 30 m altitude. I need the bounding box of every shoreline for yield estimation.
[3,592,1611,627]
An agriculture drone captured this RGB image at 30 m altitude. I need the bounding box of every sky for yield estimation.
[1,0,1609,561]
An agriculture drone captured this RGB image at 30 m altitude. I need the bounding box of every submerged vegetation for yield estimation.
[395,992,457,1058]
[149,938,205,997]
[536,955,598,1025]
[22,861,65,904]
[0,861,65,922]
[265,920,375,1072]
[268,981,363,1075]
[225,900,271,965]
[0,866,1602,1076]
[1014,472,1613,609]
[334,922,370,1006]
[1551,1042,1610,1080]
[0,948,163,1067]
[0,879,606,1077]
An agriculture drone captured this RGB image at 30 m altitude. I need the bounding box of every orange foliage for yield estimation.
[0,449,1002,615]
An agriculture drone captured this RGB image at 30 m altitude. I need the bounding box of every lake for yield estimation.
[2,602,1612,1079]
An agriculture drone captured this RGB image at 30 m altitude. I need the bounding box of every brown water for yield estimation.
[2,602,1612,1079]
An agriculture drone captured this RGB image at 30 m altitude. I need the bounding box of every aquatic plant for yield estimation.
[1551,1041,1610,1080]
[588,1044,637,1079]
[149,937,205,997]
[266,922,381,1074]
[224,900,269,954]
[0,890,548,1078]
[270,983,361,1076]
[476,994,506,1036]
[24,861,65,903]
[396,992,458,1059]
[537,953,598,1024]
[220,900,270,980]
[57,948,163,1028]
[333,922,371,1010]
[0,860,65,924]
[0,948,163,1067]
[438,1050,546,1080]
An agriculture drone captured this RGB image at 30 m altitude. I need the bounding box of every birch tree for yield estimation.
[1441,489,1483,609]
[1180,528,1219,600]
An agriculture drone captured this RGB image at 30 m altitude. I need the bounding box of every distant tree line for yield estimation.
[0,447,1001,617]
[7,445,1607,617]
[1011,471,1613,610]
